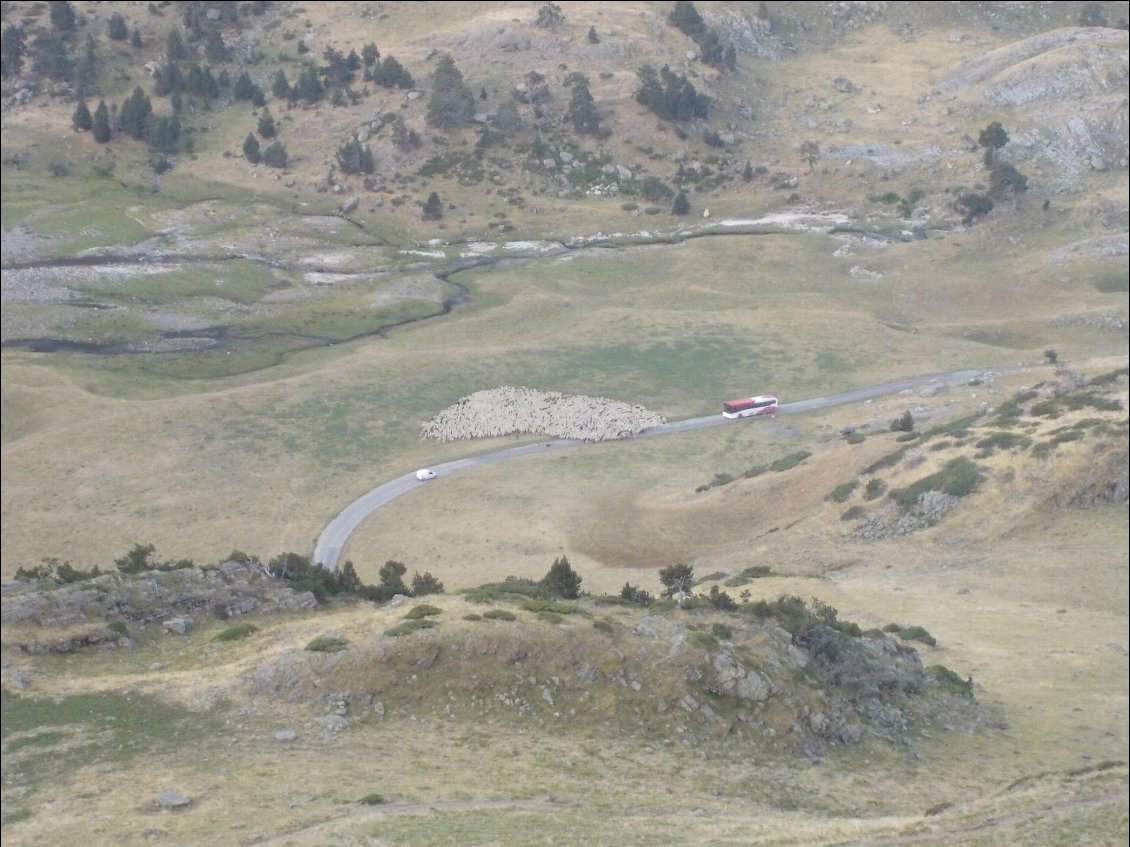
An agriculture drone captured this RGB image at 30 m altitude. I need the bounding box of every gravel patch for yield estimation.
[421,386,668,442]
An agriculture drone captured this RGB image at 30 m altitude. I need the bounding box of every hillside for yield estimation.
[1,2,1128,846]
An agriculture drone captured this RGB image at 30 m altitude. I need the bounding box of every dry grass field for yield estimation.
[2,2,1127,845]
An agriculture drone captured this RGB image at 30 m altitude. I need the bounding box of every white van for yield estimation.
[415,468,437,481]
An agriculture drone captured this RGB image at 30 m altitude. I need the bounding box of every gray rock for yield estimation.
[275,729,298,742]
[154,790,191,809]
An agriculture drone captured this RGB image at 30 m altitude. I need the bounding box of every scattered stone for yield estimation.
[275,729,298,742]
[154,790,192,809]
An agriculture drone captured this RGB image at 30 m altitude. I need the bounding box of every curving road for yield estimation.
[313,368,1003,569]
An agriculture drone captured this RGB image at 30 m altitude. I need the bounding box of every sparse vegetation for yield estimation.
[214,623,259,642]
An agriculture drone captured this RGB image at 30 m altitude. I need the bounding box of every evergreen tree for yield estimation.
[361,42,379,66]
[49,1,77,34]
[108,13,129,42]
[742,159,754,181]
[373,55,413,89]
[564,72,601,135]
[92,99,111,142]
[978,121,1010,166]
[271,69,291,100]
[31,32,73,80]
[422,191,443,220]
[1,24,26,78]
[337,560,361,594]
[257,107,276,138]
[261,141,288,168]
[668,1,706,38]
[588,26,600,44]
[294,63,323,103]
[536,2,564,28]
[204,30,227,63]
[72,99,92,131]
[336,137,374,174]
[658,562,695,595]
[541,556,582,599]
[118,86,153,140]
[377,560,409,597]
[411,571,444,596]
[242,132,261,163]
[72,33,97,98]
[166,27,189,61]
[130,27,142,49]
[672,191,690,215]
[147,115,181,154]
[426,54,474,128]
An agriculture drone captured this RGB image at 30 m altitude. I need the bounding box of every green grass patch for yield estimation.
[840,505,866,521]
[862,447,908,475]
[864,478,886,500]
[689,631,721,652]
[770,450,811,472]
[827,480,858,503]
[359,792,388,805]
[845,432,866,444]
[404,604,443,620]
[214,622,259,642]
[889,457,983,510]
[482,609,517,622]
[305,635,348,652]
[975,430,1031,457]
[593,619,614,634]
[385,619,438,637]
[462,577,551,604]
[928,664,973,697]
[520,598,587,616]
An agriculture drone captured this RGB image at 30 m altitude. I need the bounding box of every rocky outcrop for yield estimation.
[1,560,317,633]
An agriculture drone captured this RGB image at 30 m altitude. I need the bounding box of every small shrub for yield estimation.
[895,625,936,646]
[620,582,653,606]
[411,571,445,596]
[928,664,973,697]
[890,457,982,510]
[840,505,866,521]
[404,604,443,620]
[537,611,564,624]
[896,432,919,443]
[593,619,614,634]
[846,432,866,444]
[107,620,129,635]
[305,635,347,652]
[482,609,517,622]
[707,585,737,611]
[711,622,732,640]
[863,448,907,474]
[214,623,258,642]
[975,431,1031,457]
[890,410,915,433]
[385,619,437,637]
[1051,429,1083,445]
[463,613,483,621]
[359,793,387,805]
[541,556,582,599]
[827,481,858,503]
[770,451,811,472]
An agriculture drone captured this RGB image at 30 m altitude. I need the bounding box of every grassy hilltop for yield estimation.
[1,2,1128,845]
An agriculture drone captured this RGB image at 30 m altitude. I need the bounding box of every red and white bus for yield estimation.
[722,394,779,419]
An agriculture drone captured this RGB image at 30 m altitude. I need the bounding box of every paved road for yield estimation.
[313,368,998,569]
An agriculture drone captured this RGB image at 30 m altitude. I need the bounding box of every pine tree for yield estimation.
[166,27,189,61]
[72,99,92,131]
[426,54,474,128]
[422,191,443,220]
[242,133,261,163]
[672,191,690,215]
[564,72,601,135]
[92,99,111,142]
[261,141,288,168]
[1,24,26,77]
[204,30,227,63]
[48,1,77,34]
[108,13,129,41]
[257,108,276,138]
[271,69,290,100]
[118,87,153,140]
[541,556,582,599]
[130,27,142,49]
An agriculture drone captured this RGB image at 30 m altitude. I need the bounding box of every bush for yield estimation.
[261,141,288,168]
[827,481,858,503]
[214,623,259,642]
[897,625,937,646]
[107,620,129,635]
[928,665,973,697]
[846,432,866,444]
[404,604,443,620]
[482,609,517,622]
[593,619,614,634]
[359,793,387,805]
[840,505,866,521]
[889,457,983,510]
[711,622,732,640]
[707,585,737,611]
[864,478,886,500]
[305,635,347,652]
[620,582,653,606]
[890,410,915,433]
[385,619,437,637]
